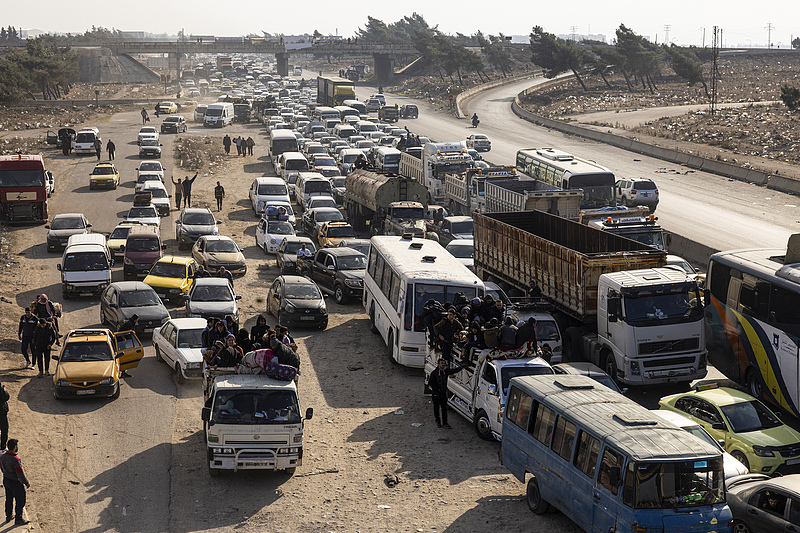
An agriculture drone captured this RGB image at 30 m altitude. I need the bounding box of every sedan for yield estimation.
[191,235,246,276]
[184,277,241,322]
[160,115,187,133]
[445,239,474,272]
[137,161,165,180]
[256,218,295,254]
[125,205,160,227]
[157,101,178,114]
[466,134,492,152]
[267,275,327,329]
[99,281,170,334]
[89,163,119,189]
[137,126,159,144]
[659,385,800,475]
[152,317,206,383]
[726,473,800,533]
[139,139,162,158]
[175,208,220,249]
[45,213,91,252]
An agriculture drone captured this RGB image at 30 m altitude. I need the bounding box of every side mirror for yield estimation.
[110,302,118,308]
[56,264,62,271]
[488,384,497,396]
[718,439,726,448]
[305,407,314,420]
[87,223,92,228]
[665,234,672,247]
[216,220,222,224]
[110,258,115,267]
[235,295,242,300]
[201,407,211,422]
[711,422,726,431]
[327,265,335,270]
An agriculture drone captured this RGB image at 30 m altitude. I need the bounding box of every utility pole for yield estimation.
[710,26,720,115]
[701,27,706,48]
[570,26,578,42]
[664,25,671,45]
[766,23,774,48]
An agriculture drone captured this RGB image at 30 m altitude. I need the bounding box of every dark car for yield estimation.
[175,208,220,250]
[184,277,241,322]
[297,247,366,304]
[139,139,162,158]
[267,275,327,329]
[99,281,170,334]
[400,104,418,119]
[160,115,187,133]
[46,213,91,252]
[726,473,800,533]
[276,236,316,274]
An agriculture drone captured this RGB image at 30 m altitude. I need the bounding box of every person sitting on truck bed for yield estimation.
[461,321,485,359]
[478,295,496,324]
[466,298,482,323]
[482,318,500,348]
[211,334,243,367]
[420,299,446,348]
[250,315,269,343]
[514,317,539,351]
[434,308,464,362]
[270,337,300,371]
[499,317,517,350]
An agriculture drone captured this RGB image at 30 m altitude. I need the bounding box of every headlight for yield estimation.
[270,238,277,244]
[293,434,303,443]
[186,362,201,369]
[212,228,219,235]
[99,378,114,385]
[207,257,221,265]
[344,279,362,288]
[753,445,775,457]
[56,380,71,387]
[124,257,134,265]
[285,303,297,314]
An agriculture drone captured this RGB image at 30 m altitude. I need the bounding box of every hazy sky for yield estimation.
[14,1,799,48]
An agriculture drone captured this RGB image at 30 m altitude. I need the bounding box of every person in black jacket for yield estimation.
[433,308,463,362]
[181,173,198,207]
[420,299,445,348]
[514,317,538,351]
[0,384,9,451]
[118,314,139,333]
[31,319,56,377]
[461,321,485,359]
[201,317,216,348]
[270,337,300,370]
[250,315,269,343]
[17,308,37,369]
[427,358,463,428]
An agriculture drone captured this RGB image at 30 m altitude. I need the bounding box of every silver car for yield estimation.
[184,277,241,322]
[615,178,659,212]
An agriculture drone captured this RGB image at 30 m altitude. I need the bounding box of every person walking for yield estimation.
[106,139,116,161]
[17,308,37,369]
[246,136,254,156]
[214,181,225,211]
[181,173,198,208]
[0,384,9,451]
[222,134,232,155]
[1,439,30,526]
[171,176,183,210]
[235,137,242,156]
[427,358,462,428]
[141,108,148,125]
[32,294,59,345]
[94,138,102,161]
[31,318,55,378]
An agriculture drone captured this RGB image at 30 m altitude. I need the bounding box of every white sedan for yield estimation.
[125,205,160,228]
[152,317,206,383]
[256,218,296,254]
[465,134,491,152]
[137,161,165,180]
[137,126,160,145]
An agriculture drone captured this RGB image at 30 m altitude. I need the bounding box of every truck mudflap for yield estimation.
[209,447,302,472]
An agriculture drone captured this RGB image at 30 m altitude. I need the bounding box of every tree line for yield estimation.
[0,36,80,105]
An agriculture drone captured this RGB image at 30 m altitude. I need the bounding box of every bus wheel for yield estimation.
[387,330,397,363]
[526,477,549,514]
[746,368,764,400]
[474,410,494,441]
[369,305,378,334]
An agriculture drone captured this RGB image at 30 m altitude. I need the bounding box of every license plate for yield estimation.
[787,458,800,465]
[76,389,96,396]
[144,328,154,333]
[300,316,315,321]
[640,193,649,197]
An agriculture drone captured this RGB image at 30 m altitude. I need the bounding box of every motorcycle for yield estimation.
[471,116,480,128]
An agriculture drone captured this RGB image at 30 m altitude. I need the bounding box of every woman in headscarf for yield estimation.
[250,315,269,343]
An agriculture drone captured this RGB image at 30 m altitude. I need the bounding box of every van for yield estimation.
[332,124,357,142]
[122,226,164,280]
[269,130,299,164]
[74,127,100,155]
[57,234,113,298]
[194,105,208,123]
[373,147,402,174]
[248,177,291,214]
[355,121,378,135]
[295,172,333,209]
[203,102,234,127]
[313,106,340,122]
[277,152,309,182]
[324,118,341,133]
[501,375,732,531]
[334,105,360,121]
[342,99,367,115]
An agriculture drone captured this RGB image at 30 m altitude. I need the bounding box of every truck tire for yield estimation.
[563,327,581,362]
[746,368,764,400]
[474,410,494,441]
[603,354,619,386]
[208,457,219,477]
[334,283,346,305]
[526,477,549,514]
[387,330,396,363]
[284,467,296,476]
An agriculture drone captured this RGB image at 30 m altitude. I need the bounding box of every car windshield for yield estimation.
[139,163,162,172]
[535,320,560,341]
[342,154,359,163]
[140,127,156,134]
[447,244,473,258]
[164,117,179,123]
[684,426,723,451]
[61,341,113,362]
[192,285,232,302]
[284,283,322,300]
[183,213,215,225]
[634,181,657,190]
[212,390,301,425]
[148,188,168,199]
[207,240,239,253]
[318,168,341,177]
[450,221,474,234]
[501,365,555,396]
[314,157,336,167]
[667,260,695,275]
[127,237,160,252]
[331,177,346,188]
[631,459,724,509]
[119,290,161,307]
[51,217,85,230]
[327,226,355,239]
[720,400,783,433]
[128,207,157,218]
[316,211,343,223]
[63,252,108,271]
[141,140,159,147]
[310,198,337,210]
[268,221,294,235]
[110,227,132,240]
[177,329,203,348]
[149,262,186,278]
[257,184,288,195]
[338,255,367,270]
[283,242,315,255]
[92,166,115,175]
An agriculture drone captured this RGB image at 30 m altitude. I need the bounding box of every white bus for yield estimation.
[364,235,485,367]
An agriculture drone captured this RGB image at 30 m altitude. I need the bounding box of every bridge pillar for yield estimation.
[276,53,289,77]
[168,53,181,88]
[373,54,394,83]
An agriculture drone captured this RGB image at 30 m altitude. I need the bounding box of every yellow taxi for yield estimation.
[52,328,143,399]
[89,162,120,189]
[317,221,356,248]
[106,221,143,257]
[143,255,199,302]
[156,101,178,114]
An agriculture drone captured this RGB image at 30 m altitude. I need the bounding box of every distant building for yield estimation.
[556,33,607,44]
[119,31,147,40]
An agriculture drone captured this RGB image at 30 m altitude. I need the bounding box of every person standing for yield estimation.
[32,294,59,345]
[214,181,225,211]
[222,134,232,155]
[94,138,102,161]
[171,176,183,210]
[433,308,463,362]
[1,439,30,526]
[141,108,148,125]
[18,308,37,369]
[182,173,198,208]
[427,358,462,428]
[118,314,139,333]
[217,266,233,287]
[106,139,116,161]
[31,318,55,377]
[0,384,9,451]
[246,136,254,156]
[235,137,242,156]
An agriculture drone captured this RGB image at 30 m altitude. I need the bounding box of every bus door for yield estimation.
[592,446,623,533]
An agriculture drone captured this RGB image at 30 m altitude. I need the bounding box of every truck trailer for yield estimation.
[344,169,429,236]
[316,76,356,107]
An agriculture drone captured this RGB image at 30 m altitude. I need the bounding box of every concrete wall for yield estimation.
[78,48,160,84]
[454,70,543,118]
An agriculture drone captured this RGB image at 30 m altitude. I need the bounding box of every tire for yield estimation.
[154,345,163,362]
[526,477,549,514]
[369,305,378,334]
[262,241,269,255]
[387,330,395,363]
[334,284,346,305]
[208,464,219,477]
[731,520,752,533]
[603,355,619,386]
[110,382,121,399]
[284,467,296,476]
[100,308,108,326]
[175,362,186,384]
[474,410,494,441]
[746,368,764,400]
[318,320,327,331]
[89,183,95,190]
[731,451,750,472]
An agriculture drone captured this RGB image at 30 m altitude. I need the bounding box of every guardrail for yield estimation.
[453,70,543,118]
[13,98,169,108]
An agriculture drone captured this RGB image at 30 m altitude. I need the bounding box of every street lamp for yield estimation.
[95,89,99,107]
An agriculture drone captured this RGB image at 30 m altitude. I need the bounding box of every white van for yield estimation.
[333,124,357,141]
[373,147,402,174]
[249,177,291,214]
[276,152,309,182]
[324,118,341,134]
[57,234,113,298]
[295,172,333,210]
[75,127,101,155]
[194,104,208,123]
[203,102,234,127]
[269,130,299,165]
[355,121,378,135]
[342,99,367,115]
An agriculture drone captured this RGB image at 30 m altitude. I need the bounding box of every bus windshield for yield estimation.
[391,208,424,220]
[0,169,44,187]
[501,365,554,395]
[569,174,615,209]
[411,283,478,332]
[630,458,724,509]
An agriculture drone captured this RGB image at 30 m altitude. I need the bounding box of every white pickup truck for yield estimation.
[201,367,313,476]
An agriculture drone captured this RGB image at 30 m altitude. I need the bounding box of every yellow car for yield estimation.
[52,328,144,399]
[143,255,199,302]
[89,162,120,189]
[317,221,356,248]
[157,101,178,114]
[107,221,143,257]
[191,235,246,276]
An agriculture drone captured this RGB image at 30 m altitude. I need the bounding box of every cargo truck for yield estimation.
[473,210,707,387]
[483,179,584,220]
[584,211,670,250]
[344,169,429,236]
[442,166,518,216]
[399,143,473,204]
[201,366,313,477]
[316,76,356,107]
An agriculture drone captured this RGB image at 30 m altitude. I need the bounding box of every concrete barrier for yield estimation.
[455,71,541,118]
[14,98,165,108]
[767,174,800,195]
[669,232,721,266]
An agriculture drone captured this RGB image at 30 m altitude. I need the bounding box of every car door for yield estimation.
[167,326,180,366]
[269,278,281,316]
[114,331,144,371]
[106,287,121,325]
[192,237,205,266]
[745,489,790,532]
[256,219,267,249]
[157,323,175,364]
[322,253,337,291]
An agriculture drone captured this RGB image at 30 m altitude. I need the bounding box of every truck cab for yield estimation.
[383,201,427,238]
[587,213,669,250]
[202,368,312,476]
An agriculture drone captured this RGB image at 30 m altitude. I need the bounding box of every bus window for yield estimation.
[551,416,577,461]
[771,286,800,338]
[574,430,600,478]
[738,274,770,322]
[707,261,732,302]
[530,402,556,447]
[412,283,478,332]
[598,448,623,495]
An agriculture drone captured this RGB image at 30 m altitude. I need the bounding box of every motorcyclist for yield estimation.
[471,113,479,127]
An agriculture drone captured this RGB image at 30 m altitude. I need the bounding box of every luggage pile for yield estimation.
[236,348,297,381]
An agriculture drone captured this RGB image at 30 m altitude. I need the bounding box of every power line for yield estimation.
[664,25,671,45]
[710,26,720,115]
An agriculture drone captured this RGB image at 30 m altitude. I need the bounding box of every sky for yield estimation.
[13,1,800,48]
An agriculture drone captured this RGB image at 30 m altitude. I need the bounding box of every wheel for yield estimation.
[208,464,219,477]
[746,368,764,400]
[369,305,378,334]
[154,345,162,362]
[100,308,108,325]
[110,382,121,399]
[526,477,549,514]
[284,467,296,476]
[334,284,346,304]
[175,362,186,384]
[731,451,750,472]
[387,330,396,363]
[318,320,327,331]
[604,356,619,386]
[262,241,269,255]
[474,410,494,441]
[731,520,752,533]
[89,183,95,190]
